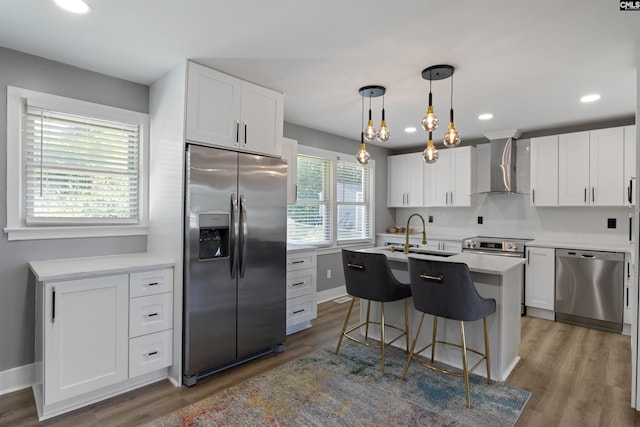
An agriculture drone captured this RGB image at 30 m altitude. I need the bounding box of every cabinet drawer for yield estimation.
[129,293,173,338]
[286,270,315,299]
[287,253,316,272]
[129,330,173,378]
[130,268,173,298]
[286,293,317,325]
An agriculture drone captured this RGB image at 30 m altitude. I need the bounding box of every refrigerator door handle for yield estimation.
[239,193,248,278]
[230,192,239,278]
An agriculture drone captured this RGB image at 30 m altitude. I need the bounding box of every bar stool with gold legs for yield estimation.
[336,249,412,373]
[402,258,496,408]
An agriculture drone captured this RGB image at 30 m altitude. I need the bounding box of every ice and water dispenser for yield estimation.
[198,213,229,260]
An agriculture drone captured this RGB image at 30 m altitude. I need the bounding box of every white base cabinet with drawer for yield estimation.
[30,255,174,421]
[286,248,317,335]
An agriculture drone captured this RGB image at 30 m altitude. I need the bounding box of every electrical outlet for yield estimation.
[478,216,483,225]
[327,269,332,279]
[428,215,434,223]
[608,218,616,229]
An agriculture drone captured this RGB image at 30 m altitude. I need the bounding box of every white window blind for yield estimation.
[287,154,331,244]
[336,160,371,242]
[24,105,140,224]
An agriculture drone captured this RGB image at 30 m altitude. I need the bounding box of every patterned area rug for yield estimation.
[145,342,530,426]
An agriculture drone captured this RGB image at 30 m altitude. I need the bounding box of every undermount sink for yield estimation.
[384,246,454,258]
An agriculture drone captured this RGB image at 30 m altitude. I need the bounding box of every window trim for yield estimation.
[292,145,375,248]
[5,86,149,241]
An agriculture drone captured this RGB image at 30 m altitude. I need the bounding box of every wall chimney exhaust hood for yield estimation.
[483,130,522,194]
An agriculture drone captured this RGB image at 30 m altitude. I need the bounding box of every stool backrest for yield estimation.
[342,249,410,302]
[407,258,496,321]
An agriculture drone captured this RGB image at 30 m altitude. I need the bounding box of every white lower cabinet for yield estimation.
[525,246,555,317]
[286,248,317,334]
[31,256,174,421]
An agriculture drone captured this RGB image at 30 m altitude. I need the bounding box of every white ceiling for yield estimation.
[0,0,638,149]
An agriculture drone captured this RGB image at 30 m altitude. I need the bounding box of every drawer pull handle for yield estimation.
[289,281,306,287]
[347,263,364,269]
[291,309,306,315]
[420,273,443,281]
[147,282,159,287]
[146,312,159,318]
[291,260,305,265]
[145,351,158,357]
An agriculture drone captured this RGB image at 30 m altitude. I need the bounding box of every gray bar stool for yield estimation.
[336,249,412,373]
[402,258,496,408]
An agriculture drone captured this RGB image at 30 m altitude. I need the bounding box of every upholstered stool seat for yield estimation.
[402,258,496,407]
[336,249,412,373]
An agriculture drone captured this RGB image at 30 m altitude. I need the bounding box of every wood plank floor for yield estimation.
[2,299,640,426]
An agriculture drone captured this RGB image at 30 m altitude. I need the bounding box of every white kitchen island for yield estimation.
[358,247,525,382]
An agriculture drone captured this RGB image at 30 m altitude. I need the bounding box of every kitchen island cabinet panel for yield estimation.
[525,246,555,315]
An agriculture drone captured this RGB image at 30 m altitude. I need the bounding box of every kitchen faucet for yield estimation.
[404,213,427,254]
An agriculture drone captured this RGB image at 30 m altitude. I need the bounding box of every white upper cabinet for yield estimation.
[426,146,474,207]
[185,61,283,156]
[558,128,624,206]
[387,153,424,207]
[624,125,636,207]
[530,135,559,206]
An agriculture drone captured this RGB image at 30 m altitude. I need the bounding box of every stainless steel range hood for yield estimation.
[485,130,521,194]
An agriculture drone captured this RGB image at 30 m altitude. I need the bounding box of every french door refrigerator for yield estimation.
[183,144,287,386]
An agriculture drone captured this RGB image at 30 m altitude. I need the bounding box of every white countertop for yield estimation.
[528,239,633,253]
[287,243,317,254]
[29,253,175,282]
[362,247,525,275]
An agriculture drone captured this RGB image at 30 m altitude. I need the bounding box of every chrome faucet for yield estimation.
[404,213,427,254]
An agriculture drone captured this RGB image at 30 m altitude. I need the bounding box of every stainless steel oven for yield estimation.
[462,236,532,314]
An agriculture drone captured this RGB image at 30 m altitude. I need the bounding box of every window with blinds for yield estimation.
[287,154,331,244]
[336,160,371,242]
[24,106,141,225]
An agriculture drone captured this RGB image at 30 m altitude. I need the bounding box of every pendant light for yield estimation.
[421,65,458,164]
[363,94,377,141]
[356,91,370,165]
[376,93,390,142]
[442,69,461,147]
[423,131,439,164]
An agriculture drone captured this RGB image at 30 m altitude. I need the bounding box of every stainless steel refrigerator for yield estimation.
[183,144,287,386]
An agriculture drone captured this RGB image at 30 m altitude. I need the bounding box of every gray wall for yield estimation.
[0,47,149,372]
[284,122,393,293]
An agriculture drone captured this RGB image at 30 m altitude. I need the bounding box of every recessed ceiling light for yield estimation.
[54,0,90,14]
[478,113,493,120]
[580,94,601,103]
[404,127,417,133]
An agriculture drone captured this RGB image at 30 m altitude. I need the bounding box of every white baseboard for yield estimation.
[0,363,35,396]
[316,286,347,304]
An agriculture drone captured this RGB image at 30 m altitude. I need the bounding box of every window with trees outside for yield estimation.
[287,147,373,246]
[5,86,149,240]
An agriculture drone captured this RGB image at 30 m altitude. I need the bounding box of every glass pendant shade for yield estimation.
[356,142,370,165]
[423,137,438,164]
[363,119,377,141]
[443,122,461,147]
[421,92,439,132]
[376,106,390,142]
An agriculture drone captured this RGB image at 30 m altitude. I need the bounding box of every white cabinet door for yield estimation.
[426,146,473,207]
[624,125,636,207]
[387,153,424,207]
[240,80,283,156]
[405,153,424,207]
[450,146,473,207]
[525,246,555,310]
[429,149,452,207]
[186,61,241,148]
[281,138,298,204]
[530,135,559,206]
[558,131,590,206]
[185,62,283,156]
[44,275,129,405]
[590,127,624,206]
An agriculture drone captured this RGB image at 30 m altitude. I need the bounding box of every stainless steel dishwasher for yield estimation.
[555,249,624,333]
